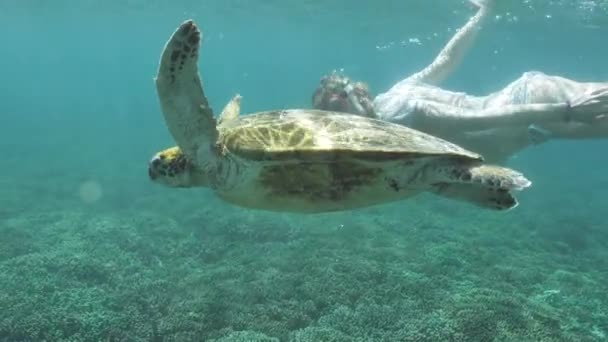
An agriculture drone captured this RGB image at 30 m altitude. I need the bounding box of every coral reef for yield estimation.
[1,189,606,341]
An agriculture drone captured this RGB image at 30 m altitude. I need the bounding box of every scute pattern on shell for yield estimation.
[218,109,482,162]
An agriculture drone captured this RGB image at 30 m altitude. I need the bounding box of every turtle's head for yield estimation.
[148,146,208,188]
[312,71,376,118]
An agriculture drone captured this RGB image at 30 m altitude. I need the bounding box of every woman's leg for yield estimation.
[487,71,607,105]
[486,71,608,140]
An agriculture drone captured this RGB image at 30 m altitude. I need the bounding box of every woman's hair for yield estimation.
[312,71,376,118]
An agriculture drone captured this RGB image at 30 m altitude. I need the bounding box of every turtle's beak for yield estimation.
[148,155,162,180]
[148,166,158,180]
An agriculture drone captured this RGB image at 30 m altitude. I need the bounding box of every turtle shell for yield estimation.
[218,109,482,163]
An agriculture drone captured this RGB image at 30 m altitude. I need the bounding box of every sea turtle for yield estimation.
[148,19,532,213]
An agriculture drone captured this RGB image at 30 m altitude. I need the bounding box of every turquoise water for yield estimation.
[1,0,608,341]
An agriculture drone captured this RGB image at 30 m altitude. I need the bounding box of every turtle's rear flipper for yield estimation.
[431,183,518,210]
[427,163,531,210]
[431,163,531,191]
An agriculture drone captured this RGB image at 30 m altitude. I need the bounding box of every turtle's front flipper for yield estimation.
[155,20,218,166]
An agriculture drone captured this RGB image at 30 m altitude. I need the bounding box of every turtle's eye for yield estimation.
[151,156,162,167]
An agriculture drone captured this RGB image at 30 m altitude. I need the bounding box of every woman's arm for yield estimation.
[397,87,608,134]
[406,0,493,86]
[406,100,572,133]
